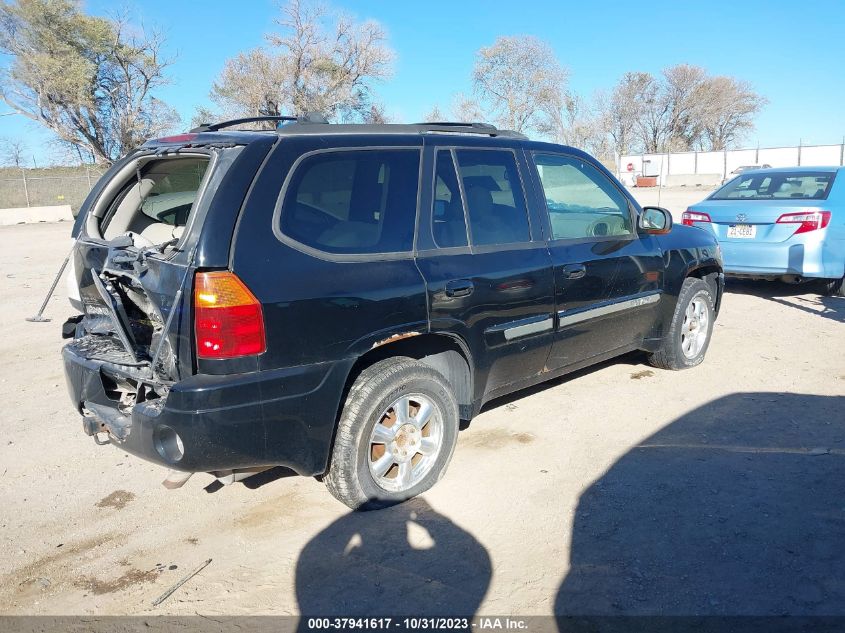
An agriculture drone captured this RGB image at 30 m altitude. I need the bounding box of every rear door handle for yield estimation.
[561,264,587,280]
[445,279,474,298]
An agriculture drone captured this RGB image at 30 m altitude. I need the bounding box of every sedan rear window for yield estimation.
[711,171,836,200]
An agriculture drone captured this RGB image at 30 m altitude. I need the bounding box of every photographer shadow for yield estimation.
[295,497,491,618]
[555,392,845,622]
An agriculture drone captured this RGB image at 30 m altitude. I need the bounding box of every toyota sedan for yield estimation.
[684,166,845,295]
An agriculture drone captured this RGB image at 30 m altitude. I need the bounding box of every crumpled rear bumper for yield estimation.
[62,339,351,476]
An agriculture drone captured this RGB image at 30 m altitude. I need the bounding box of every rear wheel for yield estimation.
[819,275,845,297]
[648,277,715,370]
[325,357,459,510]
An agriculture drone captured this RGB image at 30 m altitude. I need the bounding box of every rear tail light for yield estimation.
[194,271,266,359]
[682,210,711,226]
[775,211,831,234]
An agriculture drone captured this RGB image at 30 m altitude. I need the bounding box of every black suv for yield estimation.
[62,116,723,509]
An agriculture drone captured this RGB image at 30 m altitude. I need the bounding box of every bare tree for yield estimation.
[204,0,394,123]
[360,103,390,124]
[539,92,608,156]
[472,36,567,133]
[697,76,766,150]
[0,137,27,167]
[450,93,485,123]
[0,0,179,164]
[600,65,765,154]
[662,64,708,150]
[421,105,445,122]
[596,72,652,156]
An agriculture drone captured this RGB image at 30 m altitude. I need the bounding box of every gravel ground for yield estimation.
[0,219,843,618]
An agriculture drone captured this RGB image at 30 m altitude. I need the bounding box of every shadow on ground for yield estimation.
[555,392,845,619]
[478,351,647,420]
[295,497,490,617]
[725,278,845,324]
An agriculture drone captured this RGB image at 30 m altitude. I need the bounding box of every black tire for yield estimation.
[819,275,845,297]
[325,357,460,510]
[648,277,716,371]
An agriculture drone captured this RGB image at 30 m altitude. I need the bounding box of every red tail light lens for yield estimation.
[194,271,266,359]
[155,133,198,144]
[682,210,711,226]
[775,211,831,234]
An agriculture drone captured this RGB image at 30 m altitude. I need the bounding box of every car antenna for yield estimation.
[657,154,664,208]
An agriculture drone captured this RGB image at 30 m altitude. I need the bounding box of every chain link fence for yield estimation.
[0,166,107,214]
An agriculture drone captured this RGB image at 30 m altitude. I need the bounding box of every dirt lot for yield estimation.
[0,219,843,618]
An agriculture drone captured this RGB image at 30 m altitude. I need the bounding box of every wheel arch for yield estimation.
[321,333,474,477]
[346,333,473,417]
[686,264,724,315]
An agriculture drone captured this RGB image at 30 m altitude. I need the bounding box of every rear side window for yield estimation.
[455,150,530,246]
[280,149,420,254]
[712,171,836,200]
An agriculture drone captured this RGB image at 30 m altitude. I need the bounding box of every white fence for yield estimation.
[618,143,845,187]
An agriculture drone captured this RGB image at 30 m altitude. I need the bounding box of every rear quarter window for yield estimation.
[278,149,421,255]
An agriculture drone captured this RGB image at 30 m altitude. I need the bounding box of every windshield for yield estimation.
[712,171,836,201]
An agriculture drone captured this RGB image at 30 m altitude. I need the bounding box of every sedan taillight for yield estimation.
[682,210,711,226]
[775,211,831,234]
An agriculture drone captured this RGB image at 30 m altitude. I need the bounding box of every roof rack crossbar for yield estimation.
[412,121,525,139]
[191,113,328,133]
[417,121,498,130]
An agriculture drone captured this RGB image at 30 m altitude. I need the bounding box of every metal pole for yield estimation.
[694,151,698,175]
[21,168,30,207]
[798,139,802,166]
[26,245,74,323]
[840,137,844,166]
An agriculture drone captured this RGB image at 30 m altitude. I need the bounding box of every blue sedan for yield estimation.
[684,166,845,296]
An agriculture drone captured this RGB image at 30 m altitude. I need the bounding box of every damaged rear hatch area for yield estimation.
[63,145,239,452]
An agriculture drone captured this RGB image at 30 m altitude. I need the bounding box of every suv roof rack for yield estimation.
[190,113,329,133]
[414,121,525,138]
[188,115,527,140]
[418,121,496,130]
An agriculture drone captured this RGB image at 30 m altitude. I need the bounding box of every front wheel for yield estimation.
[648,277,716,370]
[325,357,460,510]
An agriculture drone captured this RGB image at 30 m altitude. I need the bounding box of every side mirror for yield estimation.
[639,206,672,234]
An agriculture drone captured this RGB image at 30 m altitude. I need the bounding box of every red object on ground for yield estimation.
[636,176,658,187]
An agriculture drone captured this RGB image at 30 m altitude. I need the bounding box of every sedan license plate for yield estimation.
[727,224,756,238]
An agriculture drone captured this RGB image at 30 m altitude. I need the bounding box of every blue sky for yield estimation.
[2,0,844,164]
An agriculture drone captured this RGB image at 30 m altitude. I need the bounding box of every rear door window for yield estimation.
[454,150,530,246]
[432,151,469,248]
[279,149,421,254]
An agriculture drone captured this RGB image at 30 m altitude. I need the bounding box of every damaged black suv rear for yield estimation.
[64,126,277,476]
[63,116,723,509]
